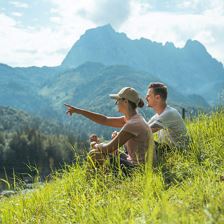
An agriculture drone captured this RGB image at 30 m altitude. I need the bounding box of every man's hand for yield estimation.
[64,103,77,116]
[149,123,162,133]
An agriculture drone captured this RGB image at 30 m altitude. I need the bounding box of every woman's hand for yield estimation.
[64,103,77,116]
[111,131,119,139]
[92,143,104,153]
[92,143,99,150]
[90,141,97,149]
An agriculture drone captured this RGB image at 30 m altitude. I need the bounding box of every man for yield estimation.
[146,82,189,154]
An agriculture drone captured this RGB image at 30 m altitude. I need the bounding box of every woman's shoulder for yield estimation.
[125,114,146,126]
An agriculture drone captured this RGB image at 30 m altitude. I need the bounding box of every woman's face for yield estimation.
[115,98,127,113]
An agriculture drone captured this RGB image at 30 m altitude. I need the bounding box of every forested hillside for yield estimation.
[0,107,88,181]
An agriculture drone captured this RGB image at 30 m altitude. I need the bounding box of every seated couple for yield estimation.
[65,82,189,173]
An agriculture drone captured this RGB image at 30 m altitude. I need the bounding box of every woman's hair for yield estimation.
[138,98,144,108]
[128,98,144,110]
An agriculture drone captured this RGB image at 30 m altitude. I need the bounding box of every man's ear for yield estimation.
[155,95,160,100]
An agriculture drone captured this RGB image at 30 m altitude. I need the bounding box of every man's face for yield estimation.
[146,88,156,107]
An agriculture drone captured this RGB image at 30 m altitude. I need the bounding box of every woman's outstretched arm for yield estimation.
[64,103,126,128]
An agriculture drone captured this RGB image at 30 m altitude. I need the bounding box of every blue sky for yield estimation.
[0,0,224,67]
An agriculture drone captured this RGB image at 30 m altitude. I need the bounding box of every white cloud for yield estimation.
[10,1,29,9]
[0,0,224,66]
[119,0,224,63]
[0,13,73,66]
[176,0,203,11]
[49,0,131,28]
[81,0,131,28]
[11,12,23,17]
[49,16,61,24]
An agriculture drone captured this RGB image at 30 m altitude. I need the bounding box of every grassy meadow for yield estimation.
[0,111,224,223]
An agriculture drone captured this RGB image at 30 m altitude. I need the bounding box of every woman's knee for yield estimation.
[87,150,107,166]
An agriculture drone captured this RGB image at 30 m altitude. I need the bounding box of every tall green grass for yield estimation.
[0,111,224,223]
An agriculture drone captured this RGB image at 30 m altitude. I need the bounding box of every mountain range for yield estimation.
[62,25,224,106]
[1,24,224,136]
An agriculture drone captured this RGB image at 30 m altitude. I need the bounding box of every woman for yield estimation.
[64,87,155,172]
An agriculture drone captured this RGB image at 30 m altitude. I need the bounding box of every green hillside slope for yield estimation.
[0,110,224,223]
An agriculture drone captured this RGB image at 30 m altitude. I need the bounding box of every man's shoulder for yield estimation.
[166,105,177,112]
[147,114,157,123]
[164,106,180,116]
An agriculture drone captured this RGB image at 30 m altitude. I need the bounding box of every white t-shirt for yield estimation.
[121,114,155,164]
[148,106,189,148]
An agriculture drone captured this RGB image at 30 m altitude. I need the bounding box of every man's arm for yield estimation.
[149,123,162,133]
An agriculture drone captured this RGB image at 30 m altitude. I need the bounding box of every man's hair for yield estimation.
[148,82,168,101]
